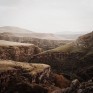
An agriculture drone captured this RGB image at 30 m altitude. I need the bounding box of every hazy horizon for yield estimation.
[0,0,93,34]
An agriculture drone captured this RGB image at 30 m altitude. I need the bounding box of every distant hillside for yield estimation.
[29,31,93,81]
[0,26,63,40]
[0,26,33,33]
[48,31,93,54]
[0,26,72,50]
[57,34,82,40]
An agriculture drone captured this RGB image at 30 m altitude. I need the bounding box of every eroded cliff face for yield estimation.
[52,78,93,93]
[29,52,84,73]
[0,60,50,93]
[0,44,41,62]
[0,60,70,93]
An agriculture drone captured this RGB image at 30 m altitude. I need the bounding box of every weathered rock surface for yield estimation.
[0,60,71,93]
[0,40,41,62]
[0,60,50,93]
[52,78,93,93]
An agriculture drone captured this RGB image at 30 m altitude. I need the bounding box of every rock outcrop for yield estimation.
[0,60,70,93]
[52,78,93,93]
[0,40,41,62]
[0,60,50,93]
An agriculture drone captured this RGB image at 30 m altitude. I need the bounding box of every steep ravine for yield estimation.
[29,32,93,81]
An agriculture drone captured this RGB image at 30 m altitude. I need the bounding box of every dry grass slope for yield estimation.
[0,60,50,75]
[0,40,33,46]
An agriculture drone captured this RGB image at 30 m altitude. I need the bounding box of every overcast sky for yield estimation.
[0,0,93,34]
